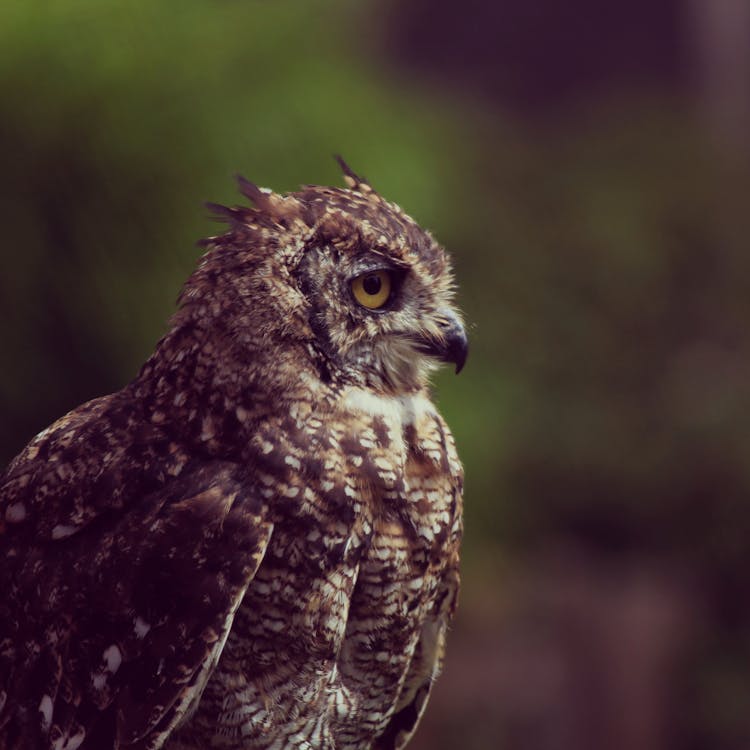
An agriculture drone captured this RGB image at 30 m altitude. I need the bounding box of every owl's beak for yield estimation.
[441,314,469,374]
[417,311,469,374]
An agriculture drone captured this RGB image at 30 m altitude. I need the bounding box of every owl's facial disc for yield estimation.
[345,262,467,375]
[344,271,468,388]
[286,192,466,390]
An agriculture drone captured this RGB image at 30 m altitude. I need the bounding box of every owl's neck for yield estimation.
[128,317,434,460]
[128,322,326,452]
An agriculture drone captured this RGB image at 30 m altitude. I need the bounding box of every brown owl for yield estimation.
[0,159,466,750]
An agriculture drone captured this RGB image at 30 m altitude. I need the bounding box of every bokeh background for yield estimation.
[2,1,750,748]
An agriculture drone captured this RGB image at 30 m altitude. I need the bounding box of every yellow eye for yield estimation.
[351,270,392,310]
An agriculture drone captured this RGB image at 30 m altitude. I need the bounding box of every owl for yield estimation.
[0,159,466,750]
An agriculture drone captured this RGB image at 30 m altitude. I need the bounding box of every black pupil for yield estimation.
[362,274,382,296]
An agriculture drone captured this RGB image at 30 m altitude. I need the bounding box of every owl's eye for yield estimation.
[351,270,392,310]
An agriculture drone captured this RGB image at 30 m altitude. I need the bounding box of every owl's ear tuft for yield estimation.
[334,155,373,194]
[204,202,252,227]
[236,175,274,211]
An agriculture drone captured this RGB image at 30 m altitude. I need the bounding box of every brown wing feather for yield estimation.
[375,558,460,750]
[373,620,451,750]
[0,399,272,750]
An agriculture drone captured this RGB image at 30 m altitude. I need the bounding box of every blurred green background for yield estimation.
[2,1,750,748]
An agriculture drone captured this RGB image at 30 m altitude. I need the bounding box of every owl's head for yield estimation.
[181,160,467,395]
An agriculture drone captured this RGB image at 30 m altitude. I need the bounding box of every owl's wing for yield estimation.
[0,404,273,750]
[375,562,461,750]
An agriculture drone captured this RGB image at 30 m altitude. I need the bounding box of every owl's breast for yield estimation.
[176,387,462,749]
[326,387,463,745]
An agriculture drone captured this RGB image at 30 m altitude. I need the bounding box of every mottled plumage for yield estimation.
[0,161,466,750]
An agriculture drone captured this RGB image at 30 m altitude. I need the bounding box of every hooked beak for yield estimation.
[416,310,469,374]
